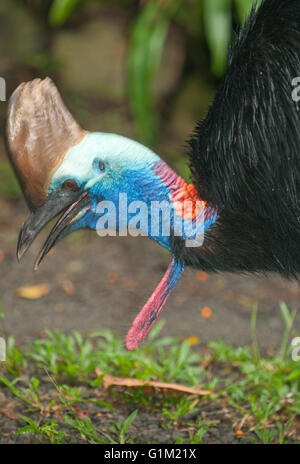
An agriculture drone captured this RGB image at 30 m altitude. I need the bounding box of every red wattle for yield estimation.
[125,257,184,350]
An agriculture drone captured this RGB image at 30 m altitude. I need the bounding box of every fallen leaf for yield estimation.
[186,336,200,346]
[61,280,75,296]
[236,294,256,308]
[235,413,252,431]
[15,283,51,300]
[201,306,212,319]
[74,406,85,420]
[106,272,118,284]
[96,370,212,396]
[0,400,20,419]
[196,271,209,282]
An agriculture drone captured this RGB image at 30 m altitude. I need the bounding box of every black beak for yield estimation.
[17,188,90,268]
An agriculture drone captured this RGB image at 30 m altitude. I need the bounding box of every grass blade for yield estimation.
[127,0,181,145]
[250,304,260,363]
[279,302,297,362]
[49,0,80,27]
[203,0,232,77]
[234,0,261,24]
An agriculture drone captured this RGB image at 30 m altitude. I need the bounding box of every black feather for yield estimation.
[180,0,300,278]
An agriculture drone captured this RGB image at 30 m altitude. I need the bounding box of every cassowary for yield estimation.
[5,0,300,350]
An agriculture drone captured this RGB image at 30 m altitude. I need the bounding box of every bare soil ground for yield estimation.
[1,197,299,350]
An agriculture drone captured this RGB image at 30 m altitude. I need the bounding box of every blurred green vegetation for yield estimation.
[0,0,260,201]
[0,161,21,199]
[46,0,261,145]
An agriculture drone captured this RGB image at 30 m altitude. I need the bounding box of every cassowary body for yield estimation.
[5,0,300,349]
[185,0,300,279]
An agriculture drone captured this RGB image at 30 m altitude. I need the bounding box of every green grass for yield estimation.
[0,307,299,444]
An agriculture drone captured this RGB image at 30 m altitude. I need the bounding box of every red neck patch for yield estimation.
[153,161,206,220]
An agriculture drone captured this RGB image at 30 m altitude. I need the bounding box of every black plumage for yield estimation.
[173,0,300,279]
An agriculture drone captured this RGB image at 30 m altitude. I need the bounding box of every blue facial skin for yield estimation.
[47,132,218,350]
[48,132,217,251]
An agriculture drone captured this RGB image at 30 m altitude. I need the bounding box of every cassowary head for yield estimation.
[6,78,215,349]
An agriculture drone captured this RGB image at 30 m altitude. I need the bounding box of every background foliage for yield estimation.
[0,0,260,198]
[46,0,261,144]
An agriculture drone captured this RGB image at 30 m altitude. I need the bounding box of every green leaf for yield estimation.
[122,409,138,432]
[127,0,181,145]
[279,302,297,362]
[49,0,80,27]
[15,425,36,435]
[203,0,232,77]
[86,399,114,412]
[234,0,261,24]
[31,377,40,392]
[287,369,300,381]
[0,376,32,405]
[280,302,293,327]
[250,304,260,363]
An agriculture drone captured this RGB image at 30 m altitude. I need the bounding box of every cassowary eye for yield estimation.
[62,179,78,191]
[99,161,105,172]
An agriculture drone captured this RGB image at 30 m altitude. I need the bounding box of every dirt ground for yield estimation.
[0,385,249,444]
[0,196,299,352]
